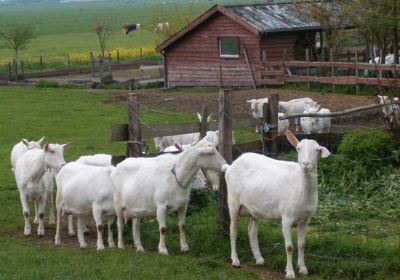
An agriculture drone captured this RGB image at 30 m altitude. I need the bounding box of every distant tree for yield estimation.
[95,23,110,60]
[0,24,36,63]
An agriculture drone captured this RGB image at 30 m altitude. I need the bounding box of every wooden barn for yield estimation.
[156,3,337,88]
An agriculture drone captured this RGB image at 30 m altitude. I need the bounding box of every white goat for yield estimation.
[279,98,320,131]
[246,98,269,119]
[278,112,290,135]
[55,162,115,250]
[110,139,228,254]
[66,153,113,236]
[225,130,330,279]
[154,113,222,152]
[300,107,331,134]
[154,22,169,33]
[14,142,70,236]
[377,95,399,125]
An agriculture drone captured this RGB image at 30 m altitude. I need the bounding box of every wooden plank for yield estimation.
[127,93,142,157]
[110,123,128,142]
[243,47,257,89]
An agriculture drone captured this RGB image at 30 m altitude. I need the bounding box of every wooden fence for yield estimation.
[259,57,400,89]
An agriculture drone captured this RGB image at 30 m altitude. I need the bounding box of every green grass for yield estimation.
[0,86,399,279]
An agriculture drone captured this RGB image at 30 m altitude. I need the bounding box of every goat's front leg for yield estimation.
[68,215,75,236]
[282,218,295,279]
[156,205,168,255]
[36,195,47,236]
[248,218,264,265]
[297,222,308,276]
[20,193,31,235]
[34,199,39,224]
[77,215,87,248]
[132,218,144,252]
[178,205,189,252]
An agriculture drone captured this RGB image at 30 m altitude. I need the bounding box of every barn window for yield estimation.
[219,37,239,58]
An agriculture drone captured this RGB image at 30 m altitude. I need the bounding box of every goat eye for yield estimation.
[316,149,321,153]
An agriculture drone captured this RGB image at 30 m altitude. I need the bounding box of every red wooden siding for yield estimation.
[164,12,260,87]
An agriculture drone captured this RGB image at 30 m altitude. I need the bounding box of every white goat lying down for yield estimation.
[225,131,330,279]
[377,95,399,125]
[300,107,331,134]
[55,162,115,250]
[14,142,70,236]
[110,139,228,254]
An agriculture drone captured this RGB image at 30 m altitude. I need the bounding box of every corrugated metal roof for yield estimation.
[225,2,341,34]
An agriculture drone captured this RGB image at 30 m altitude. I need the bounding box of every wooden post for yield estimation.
[199,105,209,139]
[306,49,310,89]
[67,53,71,68]
[99,55,104,83]
[127,93,142,157]
[219,65,223,88]
[20,61,24,77]
[243,47,257,89]
[117,49,120,64]
[40,56,43,72]
[13,58,17,79]
[355,51,359,93]
[90,52,95,78]
[282,49,287,84]
[8,62,11,81]
[108,53,112,77]
[261,102,270,154]
[330,50,335,92]
[217,89,232,237]
[140,47,143,61]
[268,94,279,156]
[379,49,383,79]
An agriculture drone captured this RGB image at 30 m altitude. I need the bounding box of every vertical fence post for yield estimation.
[90,52,95,78]
[268,94,279,156]
[117,49,120,64]
[262,102,270,154]
[40,56,43,72]
[8,62,11,81]
[306,49,310,89]
[330,50,335,92]
[282,49,287,84]
[99,55,104,83]
[199,105,209,139]
[67,53,71,69]
[108,53,112,77]
[355,51,359,93]
[140,47,143,61]
[219,65,223,88]
[13,58,18,78]
[20,61,24,78]
[127,93,142,157]
[217,89,232,237]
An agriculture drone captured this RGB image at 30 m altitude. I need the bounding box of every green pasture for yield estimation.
[0,86,399,279]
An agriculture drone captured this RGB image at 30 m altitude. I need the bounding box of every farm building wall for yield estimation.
[260,31,316,62]
[164,12,260,87]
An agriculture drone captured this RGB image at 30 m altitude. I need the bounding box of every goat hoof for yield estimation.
[80,243,87,249]
[48,217,56,225]
[108,242,115,249]
[97,245,105,251]
[299,266,308,275]
[180,244,189,253]
[285,270,295,279]
[24,230,32,236]
[68,230,76,236]
[118,242,125,249]
[33,218,39,224]
[255,257,264,265]
[136,245,144,252]
[158,248,168,255]
[37,231,45,237]
[231,259,241,268]
[55,238,61,245]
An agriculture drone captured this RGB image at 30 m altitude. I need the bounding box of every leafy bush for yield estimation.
[35,79,59,88]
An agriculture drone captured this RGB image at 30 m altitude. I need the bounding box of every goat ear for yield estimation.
[198,147,215,155]
[174,143,182,151]
[207,113,214,122]
[319,146,331,158]
[43,143,49,151]
[37,136,45,146]
[286,130,299,148]
[21,139,29,147]
[196,112,202,122]
[62,142,72,149]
